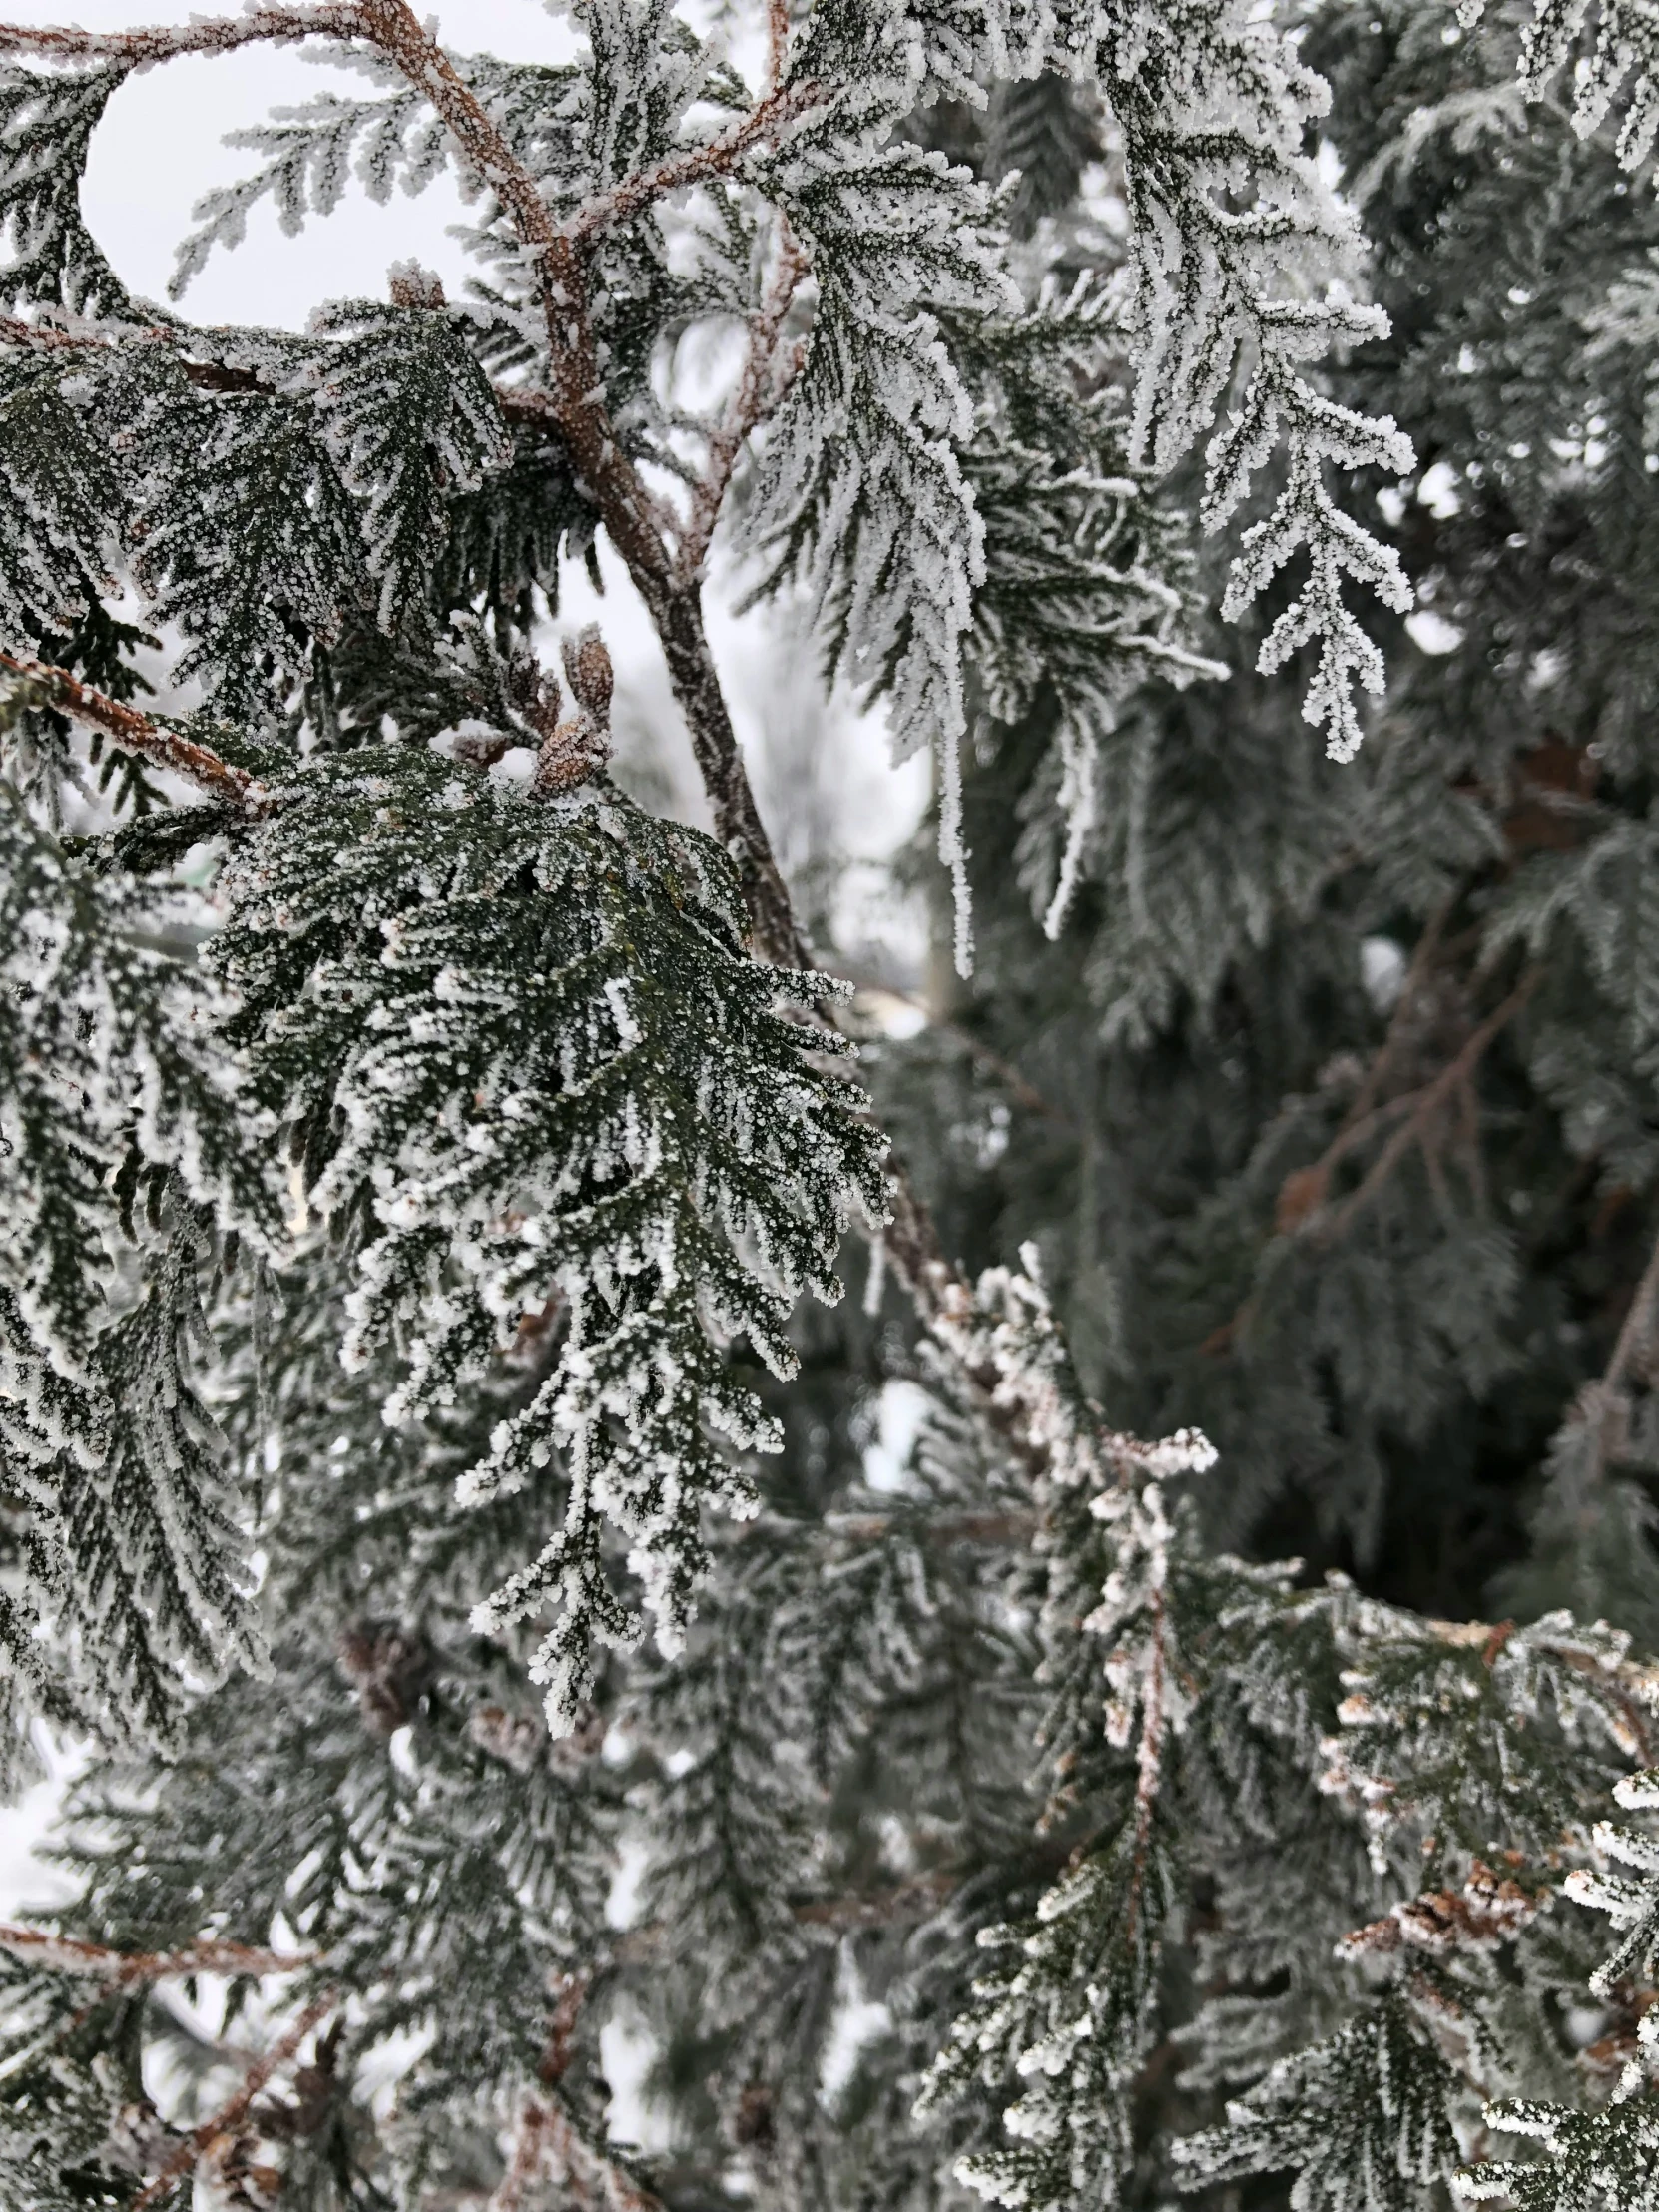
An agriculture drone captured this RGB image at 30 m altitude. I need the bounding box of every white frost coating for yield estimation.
[214,753,885,1732]
[0,794,279,1755]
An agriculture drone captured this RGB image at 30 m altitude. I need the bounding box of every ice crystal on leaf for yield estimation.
[212,749,885,1726]
[0,3,1655,2207]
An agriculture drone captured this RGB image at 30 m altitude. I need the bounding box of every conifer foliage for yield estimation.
[0,2,1657,2210]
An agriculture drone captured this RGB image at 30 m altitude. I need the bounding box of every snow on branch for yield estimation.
[1095,5,1416,760]
[1462,0,1659,175]
[0,651,261,808]
[0,5,353,67]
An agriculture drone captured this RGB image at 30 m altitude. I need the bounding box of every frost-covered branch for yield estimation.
[562,78,832,247]
[0,651,260,808]
[676,222,812,583]
[0,1925,313,1983]
[0,5,351,65]
[129,1992,335,2212]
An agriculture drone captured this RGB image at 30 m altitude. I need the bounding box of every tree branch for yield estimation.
[1319,968,1539,1239]
[1274,893,1457,1234]
[0,1,1028,1485]
[131,1992,335,2212]
[344,2,808,965]
[765,0,792,94]
[676,221,811,584]
[0,650,262,809]
[563,80,830,247]
[490,2093,664,2212]
[0,5,353,65]
[0,1924,312,1982]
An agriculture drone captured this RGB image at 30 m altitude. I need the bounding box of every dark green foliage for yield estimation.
[0,64,128,318]
[210,744,884,1720]
[1,3,1659,2210]
[1177,1995,1465,2212]
[983,75,1104,241]
[302,295,513,634]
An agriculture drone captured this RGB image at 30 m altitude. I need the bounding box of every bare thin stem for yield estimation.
[0,650,261,810]
[1602,1214,1659,1399]
[131,1992,336,2211]
[0,1924,311,1982]
[1273,894,1456,1233]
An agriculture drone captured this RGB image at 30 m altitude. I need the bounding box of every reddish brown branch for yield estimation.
[0,1923,312,1983]
[490,2093,664,2212]
[765,0,792,92]
[563,81,831,248]
[0,5,353,64]
[677,222,812,584]
[793,1871,958,1932]
[1274,896,1456,1234]
[131,1992,336,2211]
[1319,968,1538,1238]
[0,650,261,809]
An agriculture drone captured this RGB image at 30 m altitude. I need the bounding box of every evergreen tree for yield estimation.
[0,4,1657,2211]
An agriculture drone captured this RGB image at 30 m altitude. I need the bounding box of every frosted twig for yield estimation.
[675,220,812,583]
[765,0,791,93]
[562,80,831,247]
[0,1923,313,1982]
[489,2095,664,2212]
[0,650,262,810]
[130,1991,335,2211]
[0,5,356,64]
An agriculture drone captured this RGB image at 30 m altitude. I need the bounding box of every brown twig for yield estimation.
[765,0,792,93]
[0,6,352,63]
[0,650,261,809]
[562,81,830,248]
[676,220,812,584]
[1319,968,1538,1240]
[793,1871,959,1931]
[131,1992,336,2211]
[0,1924,312,1983]
[339,0,805,966]
[490,2094,664,2212]
[1274,896,1456,1233]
